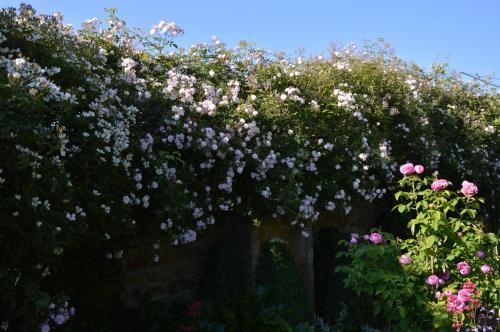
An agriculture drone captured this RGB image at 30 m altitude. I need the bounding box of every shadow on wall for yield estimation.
[124,199,391,312]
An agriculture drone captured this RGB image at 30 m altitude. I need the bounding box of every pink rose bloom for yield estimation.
[399,163,415,175]
[431,179,449,191]
[414,165,424,174]
[426,275,440,286]
[480,264,491,274]
[456,261,471,275]
[435,291,442,299]
[369,232,384,244]
[399,255,412,265]
[461,180,478,197]
[458,289,472,302]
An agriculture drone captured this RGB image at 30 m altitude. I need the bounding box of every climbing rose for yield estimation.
[457,261,471,275]
[426,275,440,286]
[461,180,478,197]
[399,255,412,265]
[369,232,383,244]
[480,264,491,274]
[431,179,449,191]
[414,165,424,174]
[399,163,415,175]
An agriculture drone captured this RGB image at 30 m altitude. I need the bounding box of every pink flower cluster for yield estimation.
[456,260,491,275]
[349,232,384,245]
[399,163,480,199]
[444,281,480,316]
[399,163,424,175]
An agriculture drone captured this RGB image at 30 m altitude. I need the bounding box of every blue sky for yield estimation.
[2,0,499,78]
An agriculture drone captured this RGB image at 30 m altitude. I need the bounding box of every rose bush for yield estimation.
[336,165,499,331]
[0,4,498,330]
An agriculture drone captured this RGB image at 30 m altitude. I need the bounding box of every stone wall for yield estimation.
[124,201,386,308]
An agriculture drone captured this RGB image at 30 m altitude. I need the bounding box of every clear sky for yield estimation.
[2,0,499,79]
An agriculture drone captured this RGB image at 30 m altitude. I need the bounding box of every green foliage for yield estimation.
[336,172,500,331]
[256,238,313,325]
[315,229,380,331]
[335,232,429,331]
[179,288,294,332]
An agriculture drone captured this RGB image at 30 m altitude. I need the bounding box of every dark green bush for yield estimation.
[256,238,313,325]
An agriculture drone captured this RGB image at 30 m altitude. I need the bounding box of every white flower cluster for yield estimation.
[333,88,355,109]
[150,20,184,37]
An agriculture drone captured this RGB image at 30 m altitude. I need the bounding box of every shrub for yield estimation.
[178,289,294,332]
[256,238,313,325]
[336,164,500,331]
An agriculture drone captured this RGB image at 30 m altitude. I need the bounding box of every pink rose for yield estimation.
[399,255,412,265]
[435,291,442,299]
[458,289,472,302]
[399,163,415,175]
[426,275,440,286]
[480,264,491,274]
[461,180,478,197]
[369,232,383,244]
[456,261,471,275]
[414,165,424,174]
[431,179,449,191]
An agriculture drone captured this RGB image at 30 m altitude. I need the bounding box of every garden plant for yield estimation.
[0,4,498,331]
[337,164,499,331]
